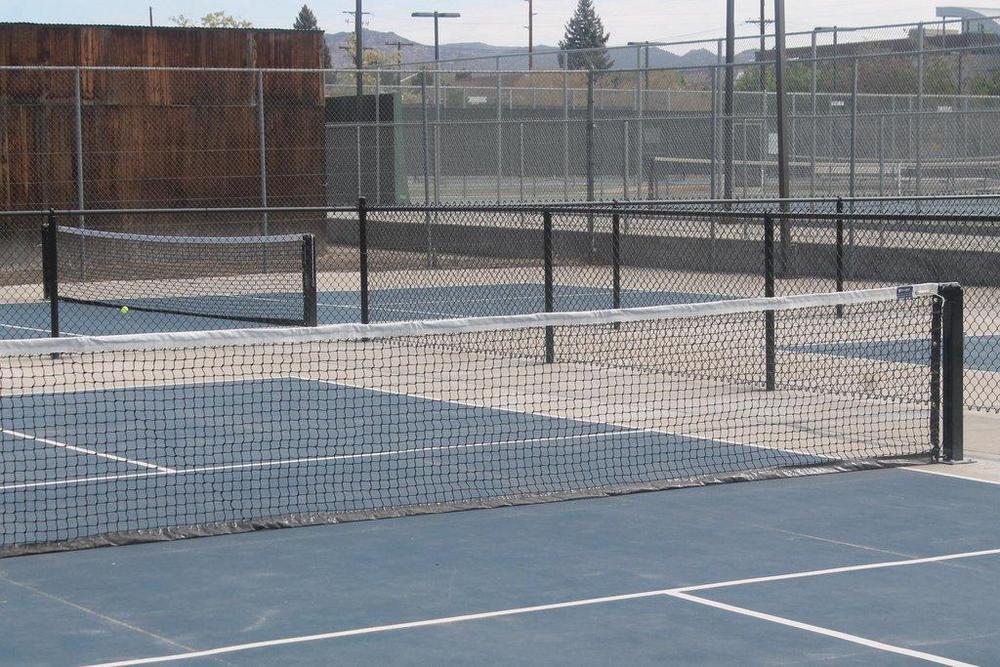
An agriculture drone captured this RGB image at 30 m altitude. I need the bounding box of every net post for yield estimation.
[835,198,845,318]
[611,201,621,312]
[940,283,964,462]
[764,214,776,392]
[930,295,942,456]
[43,211,60,342]
[41,221,51,301]
[358,197,370,324]
[301,234,318,327]
[543,210,555,364]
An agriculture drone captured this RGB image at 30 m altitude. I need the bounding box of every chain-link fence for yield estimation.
[2,200,997,412]
[5,16,1000,212]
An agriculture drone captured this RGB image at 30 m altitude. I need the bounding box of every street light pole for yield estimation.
[525,0,535,70]
[412,11,461,62]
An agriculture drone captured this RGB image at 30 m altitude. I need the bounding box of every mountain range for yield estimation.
[325,28,756,70]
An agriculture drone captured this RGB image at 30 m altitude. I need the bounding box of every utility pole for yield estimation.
[149,6,153,26]
[385,40,415,65]
[525,0,535,70]
[343,1,371,98]
[746,4,774,91]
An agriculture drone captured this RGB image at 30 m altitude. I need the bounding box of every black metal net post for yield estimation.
[611,206,621,312]
[835,197,845,318]
[543,210,555,363]
[358,197,369,324]
[764,214,776,391]
[42,211,59,340]
[301,234,318,327]
[940,282,964,462]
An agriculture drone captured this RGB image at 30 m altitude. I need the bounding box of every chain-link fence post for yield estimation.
[496,66,502,202]
[73,68,87,277]
[711,53,719,199]
[586,69,596,254]
[586,69,595,204]
[563,70,570,201]
[257,69,269,270]
[810,32,817,198]
[434,68,440,204]
[73,68,85,231]
[420,73,431,207]
[849,57,858,199]
[519,122,525,203]
[916,23,925,199]
[375,71,382,204]
[622,119,630,199]
[723,29,735,200]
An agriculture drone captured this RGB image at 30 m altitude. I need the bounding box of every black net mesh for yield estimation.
[0,284,946,556]
[53,226,313,326]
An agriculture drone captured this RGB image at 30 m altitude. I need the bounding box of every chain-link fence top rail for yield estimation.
[0,201,992,412]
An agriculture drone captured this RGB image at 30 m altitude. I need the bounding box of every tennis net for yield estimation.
[0,283,962,556]
[43,225,318,327]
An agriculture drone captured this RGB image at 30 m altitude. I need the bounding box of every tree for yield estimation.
[170,12,252,28]
[558,0,612,70]
[292,5,332,68]
[293,5,319,30]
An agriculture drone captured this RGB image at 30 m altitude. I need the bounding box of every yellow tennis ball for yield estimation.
[119,306,130,315]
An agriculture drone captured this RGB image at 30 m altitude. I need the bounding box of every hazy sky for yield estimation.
[0,1,965,51]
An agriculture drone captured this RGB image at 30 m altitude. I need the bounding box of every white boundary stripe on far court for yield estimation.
[1,429,174,473]
[666,592,974,666]
[905,466,1000,486]
[82,546,1000,667]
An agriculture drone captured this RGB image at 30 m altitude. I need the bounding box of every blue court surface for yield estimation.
[2,375,829,547]
[2,469,998,665]
[0,283,728,339]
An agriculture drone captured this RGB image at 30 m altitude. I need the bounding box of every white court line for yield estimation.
[672,547,1000,593]
[0,322,81,336]
[82,547,1000,667]
[666,591,974,666]
[0,429,629,492]
[2,429,175,473]
[905,466,1000,486]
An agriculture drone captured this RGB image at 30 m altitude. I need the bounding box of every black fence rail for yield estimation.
[0,199,995,411]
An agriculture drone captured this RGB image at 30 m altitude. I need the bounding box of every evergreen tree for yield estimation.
[292,5,331,68]
[558,0,612,70]
[293,5,319,30]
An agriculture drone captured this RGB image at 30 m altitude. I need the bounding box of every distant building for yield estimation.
[937,7,1000,35]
